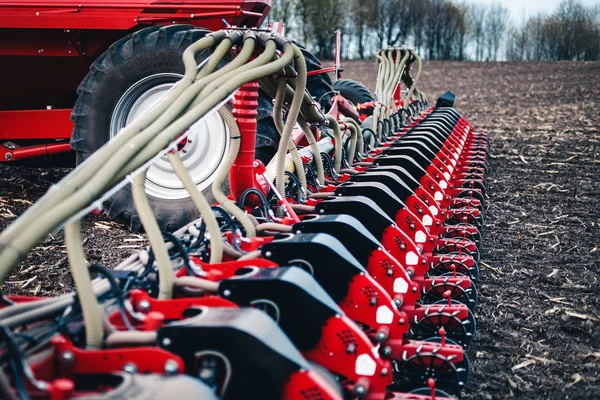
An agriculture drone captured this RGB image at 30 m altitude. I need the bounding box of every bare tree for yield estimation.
[469,4,486,61]
[303,0,346,59]
[485,2,509,61]
[351,0,377,58]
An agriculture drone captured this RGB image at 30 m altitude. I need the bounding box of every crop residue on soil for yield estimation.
[1,61,599,399]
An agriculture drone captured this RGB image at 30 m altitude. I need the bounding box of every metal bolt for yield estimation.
[253,161,259,168]
[386,269,394,276]
[162,337,172,347]
[5,153,12,161]
[138,299,151,313]
[376,331,387,342]
[354,384,367,396]
[410,224,415,230]
[412,287,417,293]
[381,367,389,376]
[35,12,40,16]
[394,298,402,307]
[264,251,272,258]
[164,359,179,375]
[223,289,231,297]
[399,318,405,325]
[123,363,137,374]
[319,209,324,214]
[382,346,392,356]
[346,344,355,354]
[60,351,74,365]
[190,13,195,18]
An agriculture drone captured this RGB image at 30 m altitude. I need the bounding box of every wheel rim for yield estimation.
[110,73,229,200]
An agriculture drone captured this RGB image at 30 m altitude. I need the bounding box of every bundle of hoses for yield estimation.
[372,47,427,141]
[0,28,327,349]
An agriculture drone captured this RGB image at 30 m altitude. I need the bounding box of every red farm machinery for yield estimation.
[0,4,490,400]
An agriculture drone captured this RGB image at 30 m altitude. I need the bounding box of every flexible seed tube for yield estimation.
[174,276,219,292]
[384,50,396,119]
[212,107,256,237]
[343,121,357,165]
[326,115,343,173]
[272,77,308,193]
[404,50,423,107]
[195,31,240,80]
[255,223,293,233]
[167,151,223,263]
[0,37,283,279]
[298,116,325,185]
[289,204,316,214]
[132,171,174,300]
[65,220,103,349]
[343,117,364,160]
[372,51,385,140]
[237,250,262,260]
[275,45,307,196]
[104,331,157,348]
[387,49,409,114]
[193,35,276,105]
[260,76,325,124]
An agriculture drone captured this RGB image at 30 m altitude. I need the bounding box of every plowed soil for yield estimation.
[1,60,599,399]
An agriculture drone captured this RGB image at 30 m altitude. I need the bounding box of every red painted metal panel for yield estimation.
[0,108,73,139]
[0,0,270,30]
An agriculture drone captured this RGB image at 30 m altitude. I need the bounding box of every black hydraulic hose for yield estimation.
[239,188,271,222]
[88,263,135,332]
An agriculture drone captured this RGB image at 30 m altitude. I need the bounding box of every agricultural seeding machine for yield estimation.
[0,1,491,399]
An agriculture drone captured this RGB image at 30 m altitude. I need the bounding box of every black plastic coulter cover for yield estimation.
[372,154,428,181]
[157,307,309,400]
[436,91,455,108]
[293,214,381,265]
[315,195,395,241]
[334,181,406,221]
[218,267,342,351]
[350,171,415,201]
[260,233,366,303]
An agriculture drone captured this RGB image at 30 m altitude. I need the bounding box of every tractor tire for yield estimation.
[71,25,232,232]
[332,79,375,115]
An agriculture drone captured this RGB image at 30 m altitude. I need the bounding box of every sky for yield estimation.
[468,0,600,22]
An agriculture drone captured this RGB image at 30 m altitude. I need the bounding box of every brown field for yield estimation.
[1,60,599,399]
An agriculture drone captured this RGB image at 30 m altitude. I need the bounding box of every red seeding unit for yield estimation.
[0,23,489,400]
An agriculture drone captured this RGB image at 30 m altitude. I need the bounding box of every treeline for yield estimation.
[267,0,600,61]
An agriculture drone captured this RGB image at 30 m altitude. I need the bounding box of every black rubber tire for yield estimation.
[70,25,222,232]
[332,79,375,115]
